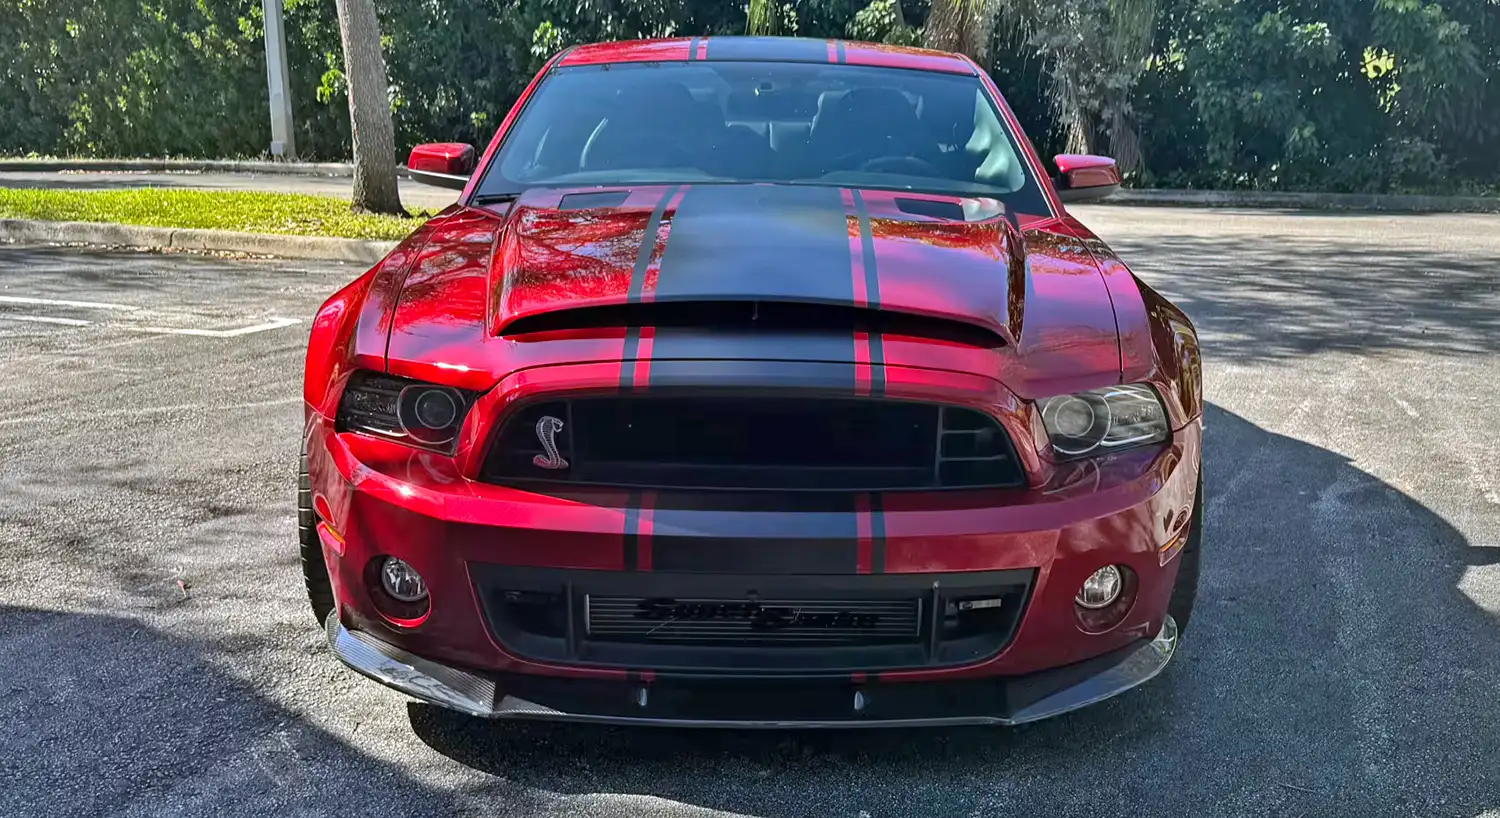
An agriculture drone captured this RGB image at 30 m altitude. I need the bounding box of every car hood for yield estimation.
[384,184,1123,397]
[492,184,1026,344]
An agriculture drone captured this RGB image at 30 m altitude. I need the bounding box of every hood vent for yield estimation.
[894,198,966,221]
[558,190,632,210]
[502,300,1006,347]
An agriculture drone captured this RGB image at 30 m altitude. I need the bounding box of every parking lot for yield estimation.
[2,204,1498,817]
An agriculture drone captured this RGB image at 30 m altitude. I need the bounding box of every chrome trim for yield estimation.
[325,614,1178,728]
[407,168,469,191]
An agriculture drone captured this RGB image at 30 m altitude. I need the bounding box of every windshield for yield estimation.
[476,61,1052,215]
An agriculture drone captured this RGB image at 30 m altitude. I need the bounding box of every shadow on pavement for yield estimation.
[0,606,461,818]
[1105,226,1500,362]
[409,403,1500,816]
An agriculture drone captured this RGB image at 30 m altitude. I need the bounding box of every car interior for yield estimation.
[494,61,1035,201]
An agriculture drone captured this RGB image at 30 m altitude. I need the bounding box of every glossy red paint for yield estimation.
[408,142,476,176]
[305,37,1205,719]
[1054,154,1124,192]
[556,36,976,76]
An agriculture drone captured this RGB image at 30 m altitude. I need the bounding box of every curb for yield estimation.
[0,158,364,176]
[1104,188,1500,214]
[0,219,397,263]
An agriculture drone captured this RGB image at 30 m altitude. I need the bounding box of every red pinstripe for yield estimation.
[854,330,872,396]
[633,327,655,391]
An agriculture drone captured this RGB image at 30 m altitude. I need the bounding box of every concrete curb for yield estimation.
[1104,188,1500,214]
[0,219,397,263]
[0,158,360,176]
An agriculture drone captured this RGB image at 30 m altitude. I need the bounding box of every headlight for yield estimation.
[1038,383,1168,458]
[336,371,477,453]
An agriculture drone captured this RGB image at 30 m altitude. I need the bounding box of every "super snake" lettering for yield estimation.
[633,599,880,630]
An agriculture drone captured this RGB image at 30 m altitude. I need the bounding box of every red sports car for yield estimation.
[301,36,1203,727]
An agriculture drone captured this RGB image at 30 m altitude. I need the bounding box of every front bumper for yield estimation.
[326,613,1177,727]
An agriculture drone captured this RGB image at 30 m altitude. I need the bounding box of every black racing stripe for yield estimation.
[623,490,643,570]
[655,185,856,304]
[850,189,884,396]
[620,326,641,390]
[649,328,857,368]
[704,36,830,63]
[628,184,681,304]
[687,37,700,60]
[648,496,860,572]
[869,492,886,573]
[647,359,857,393]
[652,537,858,574]
[622,185,679,389]
[835,41,847,64]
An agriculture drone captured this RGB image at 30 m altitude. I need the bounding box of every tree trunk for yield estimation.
[334,0,403,215]
[924,0,991,63]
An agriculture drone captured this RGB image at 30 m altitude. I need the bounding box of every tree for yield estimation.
[334,0,403,214]
[993,0,1158,173]
[924,0,991,61]
[924,0,1157,174]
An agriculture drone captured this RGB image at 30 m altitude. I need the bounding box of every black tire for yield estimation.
[1167,470,1204,634]
[299,445,336,624]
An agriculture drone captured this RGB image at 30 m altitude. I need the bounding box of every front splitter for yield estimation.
[325,613,1178,728]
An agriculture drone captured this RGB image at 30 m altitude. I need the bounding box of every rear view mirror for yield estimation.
[408,143,476,190]
[1052,154,1121,203]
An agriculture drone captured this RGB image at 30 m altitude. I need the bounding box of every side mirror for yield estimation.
[1052,154,1121,203]
[407,143,476,190]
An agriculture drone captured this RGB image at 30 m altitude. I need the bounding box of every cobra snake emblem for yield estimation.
[532,415,569,470]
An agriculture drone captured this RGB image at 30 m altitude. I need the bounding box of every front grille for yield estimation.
[586,596,922,646]
[471,565,1036,674]
[483,396,1024,491]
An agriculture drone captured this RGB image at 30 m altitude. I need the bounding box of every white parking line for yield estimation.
[124,317,302,338]
[0,295,139,312]
[0,315,92,327]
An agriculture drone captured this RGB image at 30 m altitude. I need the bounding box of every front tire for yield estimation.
[299,444,336,624]
[1167,470,1203,634]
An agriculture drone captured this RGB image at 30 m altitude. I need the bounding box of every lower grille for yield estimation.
[586,596,921,646]
[472,565,1036,674]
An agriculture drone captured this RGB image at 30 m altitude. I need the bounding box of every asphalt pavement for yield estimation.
[2,205,1499,817]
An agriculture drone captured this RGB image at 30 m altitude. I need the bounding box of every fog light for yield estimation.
[1075,565,1123,609]
[380,557,428,602]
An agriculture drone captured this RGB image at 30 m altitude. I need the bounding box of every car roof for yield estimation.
[556,36,978,76]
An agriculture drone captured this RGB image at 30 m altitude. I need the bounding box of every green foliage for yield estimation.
[0,0,1495,192]
[0,187,429,239]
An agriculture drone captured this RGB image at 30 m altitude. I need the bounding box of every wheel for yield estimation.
[299,443,336,624]
[1167,470,1203,634]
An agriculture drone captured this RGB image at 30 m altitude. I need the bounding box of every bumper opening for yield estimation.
[470,566,1034,674]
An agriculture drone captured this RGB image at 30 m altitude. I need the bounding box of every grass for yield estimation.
[0,187,431,240]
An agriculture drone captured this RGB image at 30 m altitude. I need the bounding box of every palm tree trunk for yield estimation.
[334,0,404,215]
[924,0,992,63]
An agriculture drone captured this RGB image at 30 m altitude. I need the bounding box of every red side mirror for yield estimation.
[1053,154,1121,203]
[407,143,476,190]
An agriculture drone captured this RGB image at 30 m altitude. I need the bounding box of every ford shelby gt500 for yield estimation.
[300,36,1203,727]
